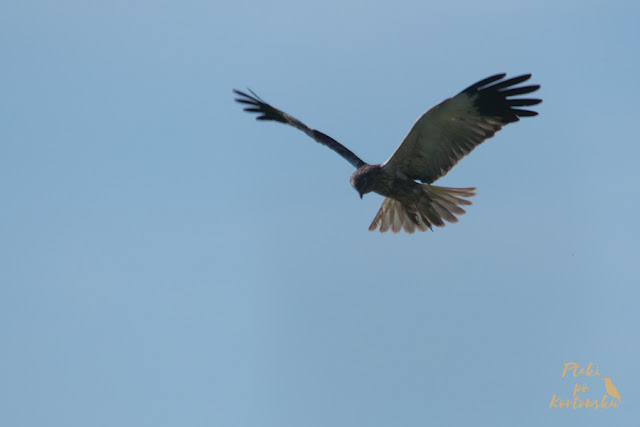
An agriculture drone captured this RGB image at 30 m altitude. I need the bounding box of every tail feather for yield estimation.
[401,211,416,233]
[433,197,467,216]
[368,185,476,234]
[432,200,458,223]
[417,201,445,228]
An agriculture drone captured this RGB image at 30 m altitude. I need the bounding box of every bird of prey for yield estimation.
[234,74,541,233]
[603,378,622,402]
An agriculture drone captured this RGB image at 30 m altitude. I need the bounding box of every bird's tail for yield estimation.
[368,185,476,233]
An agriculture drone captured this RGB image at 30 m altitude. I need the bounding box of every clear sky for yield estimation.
[1,1,639,426]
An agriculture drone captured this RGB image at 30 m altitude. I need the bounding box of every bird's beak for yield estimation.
[359,192,363,199]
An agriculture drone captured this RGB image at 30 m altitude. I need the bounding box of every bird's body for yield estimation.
[349,164,476,232]
[234,74,541,233]
[603,378,622,402]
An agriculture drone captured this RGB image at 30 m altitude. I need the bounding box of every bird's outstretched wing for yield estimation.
[381,74,541,184]
[234,89,366,169]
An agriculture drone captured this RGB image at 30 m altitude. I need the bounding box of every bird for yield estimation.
[603,378,622,402]
[234,74,541,233]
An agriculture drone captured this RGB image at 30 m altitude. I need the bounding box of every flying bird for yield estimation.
[234,74,541,233]
[603,378,622,402]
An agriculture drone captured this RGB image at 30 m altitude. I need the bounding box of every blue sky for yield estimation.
[1,1,639,426]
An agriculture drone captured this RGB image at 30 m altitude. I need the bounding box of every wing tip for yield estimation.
[233,88,264,103]
[463,73,507,93]
[467,73,541,121]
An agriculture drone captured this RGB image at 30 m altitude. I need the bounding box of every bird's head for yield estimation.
[350,164,381,199]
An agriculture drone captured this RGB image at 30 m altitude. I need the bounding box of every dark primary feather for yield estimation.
[461,73,541,124]
[461,73,506,92]
[233,89,366,169]
[234,89,291,124]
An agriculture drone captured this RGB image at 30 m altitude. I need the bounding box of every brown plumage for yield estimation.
[234,74,541,233]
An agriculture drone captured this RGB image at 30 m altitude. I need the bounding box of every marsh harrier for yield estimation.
[234,74,540,233]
